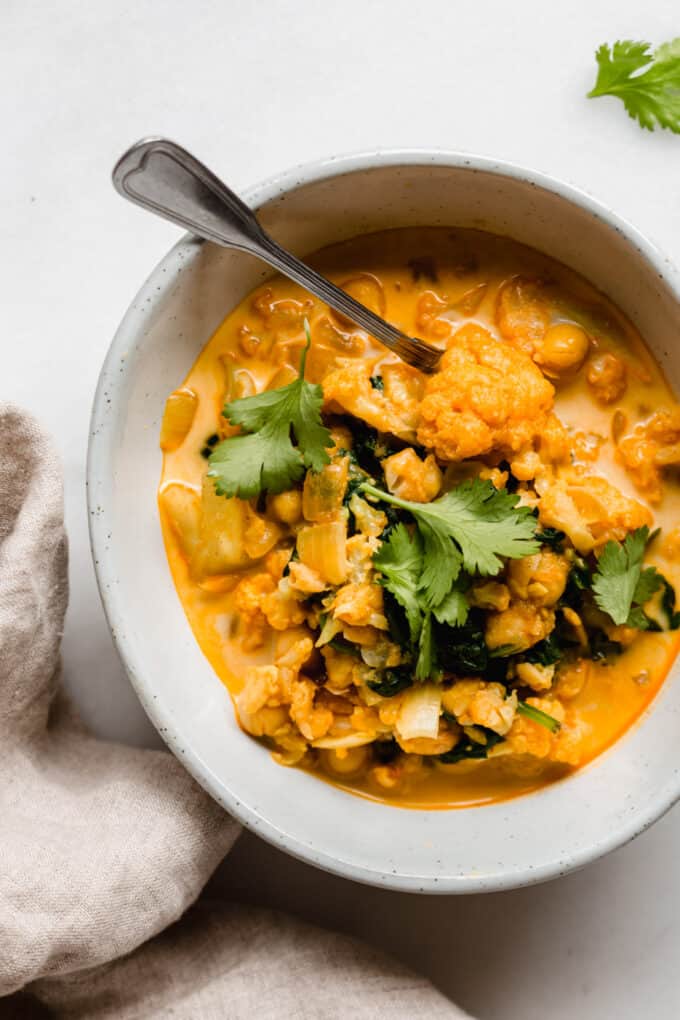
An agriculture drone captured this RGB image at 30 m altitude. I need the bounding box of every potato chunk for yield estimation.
[196,476,252,574]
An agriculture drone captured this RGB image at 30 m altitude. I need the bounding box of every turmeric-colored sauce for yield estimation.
[159,228,680,809]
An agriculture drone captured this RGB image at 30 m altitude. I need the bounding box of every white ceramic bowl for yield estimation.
[89,150,680,893]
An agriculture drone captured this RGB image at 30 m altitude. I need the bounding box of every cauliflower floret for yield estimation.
[537,475,653,554]
[587,352,627,404]
[506,551,570,607]
[287,561,327,594]
[261,578,308,630]
[289,676,334,741]
[617,406,680,504]
[442,680,517,736]
[237,664,286,715]
[380,362,425,429]
[234,573,276,619]
[345,533,381,583]
[515,661,555,692]
[332,582,388,630]
[348,494,387,537]
[417,324,555,462]
[236,665,293,740]
[275,636,314,673]
[485,602,556,654]
[322,360,417,439]
[509,414,572,482]
[233,573,276,650]
[382,447,443,502]
[552,715,589,765]
[505,697,565,759]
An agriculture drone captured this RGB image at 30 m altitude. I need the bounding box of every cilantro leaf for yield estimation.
[660,577,680,630]
[432,584,469,628]
[592,526,665,627]
[588,38,680,133]
[372,523,470,683]
[362,478,540,608]
[208,320,333,498]
[373,524,424,644]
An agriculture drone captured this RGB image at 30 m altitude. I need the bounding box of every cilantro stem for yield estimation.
[517,701,561,733]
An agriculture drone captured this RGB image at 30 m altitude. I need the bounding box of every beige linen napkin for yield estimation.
[0,404,469,1019]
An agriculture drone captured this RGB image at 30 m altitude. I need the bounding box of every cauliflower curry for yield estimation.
[158,228,680,808]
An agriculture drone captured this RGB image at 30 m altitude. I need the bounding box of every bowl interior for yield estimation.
[89,156,680,892]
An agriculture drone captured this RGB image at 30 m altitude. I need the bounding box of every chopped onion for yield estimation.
[297,519,349,585]
[312,732,375,749]
[395,684,442,741]
[159,388,198,452]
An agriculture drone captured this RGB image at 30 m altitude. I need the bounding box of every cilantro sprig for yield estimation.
[517,701,561,733]
[588,39,680,133]
[592,526,664,628]
[363,478,540,608]
[369,480,540,681]
[208,320,333,498]
[372,523,468,681]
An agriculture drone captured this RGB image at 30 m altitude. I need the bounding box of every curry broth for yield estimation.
[159,227,680,808]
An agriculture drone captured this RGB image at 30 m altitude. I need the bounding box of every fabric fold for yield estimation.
[0,404,467,1019]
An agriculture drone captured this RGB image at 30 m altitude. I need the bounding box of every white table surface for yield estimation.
[3,1,680,1016]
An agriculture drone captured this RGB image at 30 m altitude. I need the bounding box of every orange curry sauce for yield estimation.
[159,228,680,808]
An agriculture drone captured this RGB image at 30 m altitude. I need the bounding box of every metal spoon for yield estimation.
[112,138,443,374]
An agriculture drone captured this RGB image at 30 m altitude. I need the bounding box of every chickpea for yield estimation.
[237,704,288,738]
[536,323,589,376]
[267,489,302,525]
[328,424,353,453]
[320,745,370,776]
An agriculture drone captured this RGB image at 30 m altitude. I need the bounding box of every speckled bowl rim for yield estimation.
[88,148,680,893]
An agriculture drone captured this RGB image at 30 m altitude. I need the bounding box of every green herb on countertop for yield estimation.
[588,38,680,133]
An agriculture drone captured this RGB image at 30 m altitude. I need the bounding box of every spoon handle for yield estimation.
[112,138,442,374]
